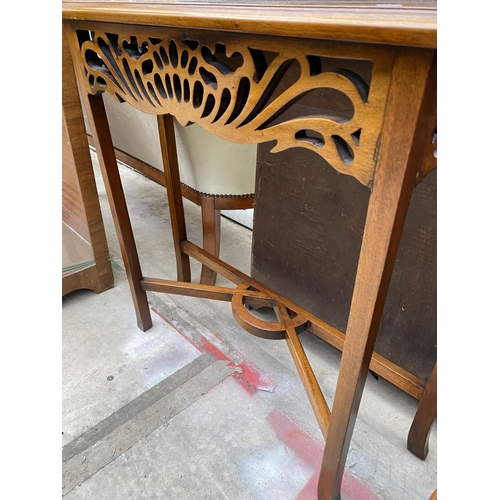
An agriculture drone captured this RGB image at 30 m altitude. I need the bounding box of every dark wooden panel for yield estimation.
[252,142,436,382]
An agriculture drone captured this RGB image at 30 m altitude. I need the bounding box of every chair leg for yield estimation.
[407,362,437,460]
[200,195,221,285]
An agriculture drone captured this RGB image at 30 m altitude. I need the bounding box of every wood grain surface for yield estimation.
[63,1,436,48]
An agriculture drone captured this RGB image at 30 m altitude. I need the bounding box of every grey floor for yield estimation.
[62,150,437,499]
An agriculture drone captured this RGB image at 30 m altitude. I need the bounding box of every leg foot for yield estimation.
[407,363,437,460]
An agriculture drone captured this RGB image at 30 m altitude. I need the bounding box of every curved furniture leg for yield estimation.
[408,362,437,460]
[200,195,221,286]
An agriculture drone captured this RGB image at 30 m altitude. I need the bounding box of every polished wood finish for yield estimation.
[193,189,254,285]
[141,276,269,302]
[232,284,308,340]
[182,240,426,400]
[87,93,152,330]
[157,114,192,282]
[66,44,152,329]
[274,302,331,439]
[199,196,221,286]
[91,118,253,288]
[63,3,437,497]
[64,20,395,186]
[62,29,114,296]
[408,362,437,459]
[309,322,426,400]
[318,50,436,498]
[184,235,429,398]
[63,1,437,49]
[63,121,90,244]
[416,100,437,185]
[182,241,245,285]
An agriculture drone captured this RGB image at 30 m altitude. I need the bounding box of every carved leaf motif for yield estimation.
[74,27,392,186]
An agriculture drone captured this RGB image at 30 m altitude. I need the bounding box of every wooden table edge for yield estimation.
[62,3,437,49]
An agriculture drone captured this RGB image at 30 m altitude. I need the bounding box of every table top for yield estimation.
[62,0,437,48]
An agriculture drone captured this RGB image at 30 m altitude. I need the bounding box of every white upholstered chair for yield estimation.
[101,93,257,285]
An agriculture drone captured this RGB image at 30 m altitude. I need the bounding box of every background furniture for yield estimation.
[63,32,114,296]
[251,91,437,458]
[252,104,436,393]
[91,94,257,285]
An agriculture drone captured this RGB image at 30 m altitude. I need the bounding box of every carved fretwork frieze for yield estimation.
[70,22,395,186]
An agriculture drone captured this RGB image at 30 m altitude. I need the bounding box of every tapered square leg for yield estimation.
[157,114,192,283]
[86,94,152,331]
[318,49,436,499]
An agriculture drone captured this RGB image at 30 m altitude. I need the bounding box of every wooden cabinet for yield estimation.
[62,32,113,296]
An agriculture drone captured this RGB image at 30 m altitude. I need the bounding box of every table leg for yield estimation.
[86,94,152,331]
[318,49,436,499]
[200,196,221,286]
[157,114,192,283]
[408,362,437,460]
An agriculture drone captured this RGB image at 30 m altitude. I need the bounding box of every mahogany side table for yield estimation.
[62,2,437,498]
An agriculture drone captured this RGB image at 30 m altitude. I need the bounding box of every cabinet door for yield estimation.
[62,31,113,295]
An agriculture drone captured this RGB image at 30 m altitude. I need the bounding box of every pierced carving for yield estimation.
[73,24,394,185]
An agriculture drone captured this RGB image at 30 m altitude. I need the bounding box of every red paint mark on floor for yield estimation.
[200,335,275,396]
[234,356,276,396]
[296,472,320,500]
[153,309,379,498]
[152,308,275,396]
[199,335,230,362]
[267,409,380,500]
[341,471,382,500]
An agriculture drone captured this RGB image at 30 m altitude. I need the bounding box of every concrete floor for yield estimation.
[62,150,437,499]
